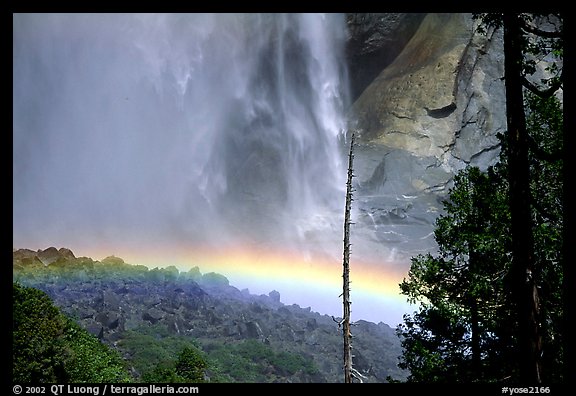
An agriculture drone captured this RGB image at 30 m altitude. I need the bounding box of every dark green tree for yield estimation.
[13,282,69,382]
[175,346,208,383]
[395,79,563,383]
[475,12,563,383]
[12,282,131,383]
[397,166,516,382]
[62,320,132,382]
[524,91,564,383]
[141,364,184,383]
[397,15,565,383]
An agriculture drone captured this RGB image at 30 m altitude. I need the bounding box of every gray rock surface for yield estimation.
[345,13,506,262]
[345,13,426,101]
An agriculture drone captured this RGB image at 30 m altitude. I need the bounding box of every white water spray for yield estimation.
[13,13,351,255]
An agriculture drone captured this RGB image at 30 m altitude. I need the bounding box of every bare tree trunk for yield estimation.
[342,132,355,383]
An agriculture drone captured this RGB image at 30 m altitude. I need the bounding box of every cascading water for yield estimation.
[13,13,415,325]
[185,13,352,249]
[13,13,350,251]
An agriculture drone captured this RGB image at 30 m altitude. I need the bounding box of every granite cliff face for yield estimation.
[344,13,505,261]
[345,13,427,101]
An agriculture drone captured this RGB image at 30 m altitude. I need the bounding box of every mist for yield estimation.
[13,13,350,249]
[13,13,417,325]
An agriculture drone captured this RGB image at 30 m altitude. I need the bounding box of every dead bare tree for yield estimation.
[341,131,355,383]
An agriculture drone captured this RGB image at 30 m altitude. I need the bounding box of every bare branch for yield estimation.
[521,72,563,99]
[332,315,345,327]
[350,367,367,383]
[519,18,563,38]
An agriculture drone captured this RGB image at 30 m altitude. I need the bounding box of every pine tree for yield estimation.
[386,12,564,384]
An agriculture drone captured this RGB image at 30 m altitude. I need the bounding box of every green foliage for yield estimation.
[201,339,318,382]
[141,365,182,383]
[12,282,131,383]
[397,94,563,382]
[117,326,211,383]
[13,282,69,382]
[62,321,132,382]
[525,92,564,383]
[205,344,258,382]
[274,350,314,375]
[138,346,208,383]
[175,347,208,382]
[397,166,517,382]
[117,326,199,378]
[397,12,563,383]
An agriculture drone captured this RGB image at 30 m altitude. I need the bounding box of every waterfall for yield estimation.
[13,13,351,254]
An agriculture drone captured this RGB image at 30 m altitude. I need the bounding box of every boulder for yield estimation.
[268,290,281,303]
[37,247,61,266]
[142,307,165,324]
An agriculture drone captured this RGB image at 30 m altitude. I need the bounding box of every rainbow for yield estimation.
[54,241,414,326]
